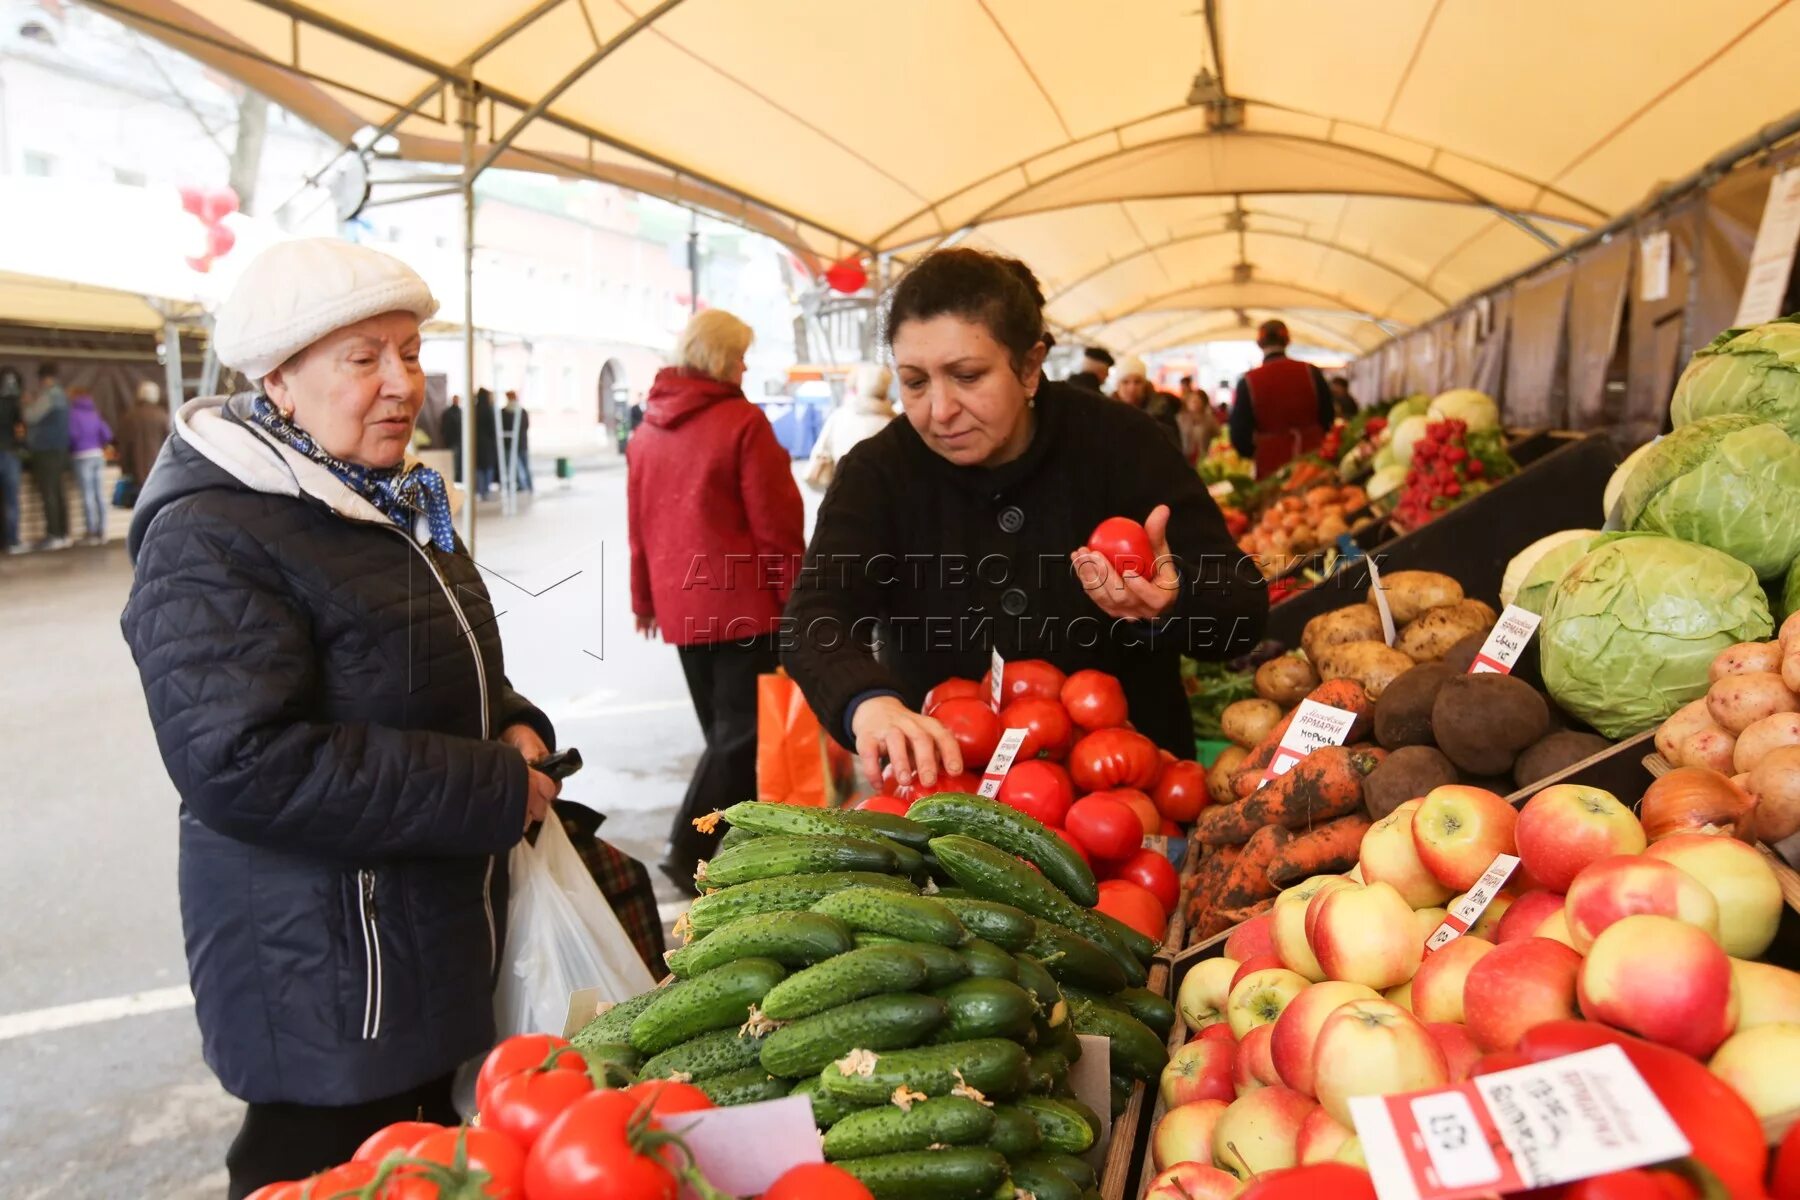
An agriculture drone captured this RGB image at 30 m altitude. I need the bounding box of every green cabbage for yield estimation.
[1392,415,1431,465]
[1503,530,1600,611]
[1388,395,1431,426]
[1540,534,1772,738]
[1671,317,1800,438]
[1621,414,1800,579]
[1367,464,1407,503]
[1602,440,1656,523]
[1785,558,1800,623]
[1428,388,1500,432]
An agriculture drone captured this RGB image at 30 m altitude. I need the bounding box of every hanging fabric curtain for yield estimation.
[1626,202,1701,444]
[1565,236,1634,430]
[1431,320,1458,394]
[1469,289,1514,399]
[1691,159,1785,343]
[1451,309,1480,390]
[1505,263,1574,428]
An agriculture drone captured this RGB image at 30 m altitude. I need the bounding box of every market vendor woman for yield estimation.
[784,249,1267,788]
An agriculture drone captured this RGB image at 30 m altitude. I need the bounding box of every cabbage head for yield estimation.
[1540,534,1772,738]
[1671,317,1800,438]
[1391,415,1431,465]
[1502,529,1599,611]
[1388,395,1431,426]
[1428,388,1500,432]
[1367,464,1407,504]
[1602,440,1656,524]
[1621,414,1800,579]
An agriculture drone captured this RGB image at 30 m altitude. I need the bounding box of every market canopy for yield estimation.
[92,0,1800,355]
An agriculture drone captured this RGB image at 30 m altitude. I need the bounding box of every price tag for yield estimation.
[1468,606,1541,675]
[1423,854,1519,953]
[1351,1045,1690,1199]
[1258,699,1359,788]
[663,1096,825,1194]
[1640,231,1671,302]
[1366,557,1397,647]
[976,727,1030,799]
[1207,480,1235,499]
[1736,165,1800,327]
[988,648,1006,712]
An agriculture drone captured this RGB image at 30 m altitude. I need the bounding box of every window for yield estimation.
[23,151,54,177]
[113,167,146,188]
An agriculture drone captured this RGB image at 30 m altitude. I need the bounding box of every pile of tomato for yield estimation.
[858,660,1207,943]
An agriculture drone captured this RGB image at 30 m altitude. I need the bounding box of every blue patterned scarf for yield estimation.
[248,395,457,552]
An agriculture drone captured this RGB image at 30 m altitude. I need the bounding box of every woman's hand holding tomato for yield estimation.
[850,695,964,791]
[1072,506,1180,622]
[923,677,982,714]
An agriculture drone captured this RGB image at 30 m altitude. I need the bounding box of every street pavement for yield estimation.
[0,461,823,1199]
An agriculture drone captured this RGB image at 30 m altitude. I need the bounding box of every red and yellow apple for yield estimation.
[1645,833,1782,958]
[1514,784,1646,891]
[1226,912,1278,963]
[1578,913,1738,1058]
[1178,956,1241,1031]
[1410,935,1495,1024]
[1564,854,1721,952]
[1232,953,1287,993]
[1308,881,1422,990]
[1212,1086,1318,1180]
[1269,980,1379,1096]
[1732,957,1800,1029]
[1295,1106,1354,1165]
[1233,1022,1279,1095]
[1273,875,1356,982]
[1708,1023,1800,1119]
[1312,999,1449,1126]
[1535,908,1576,949]
[1227,967,1310,1039]
[1412,785,1519,890]
[1426,1021,1481,1082]
[1413,907,1449,945]
[1359,800,1455,908]
[1145,1161,1243,1200]
[1384,979,1414,1012]
[1462,936,1582,1052]
[1152,1098,1229,1172]
[1161,1037,1236,1108]
[1457,888,1515,940]
[1494,890,1565,944]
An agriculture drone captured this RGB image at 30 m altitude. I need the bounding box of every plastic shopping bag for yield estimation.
[494,815,656,1038]
[756,670,855,808]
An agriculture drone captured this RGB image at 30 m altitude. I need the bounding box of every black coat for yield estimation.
[120,395,553,1106]
[782,382,1266,758]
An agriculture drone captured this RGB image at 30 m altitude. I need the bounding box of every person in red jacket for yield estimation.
[627,308,804,891]
[1228,319,1334,478]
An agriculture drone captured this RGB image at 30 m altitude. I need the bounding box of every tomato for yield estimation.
[982,659,1067,706]
[1067,728,1160,792]
[762,1162,876,1200]
[853,793,911,816]
[1117,848,1179,913]
[885,764,982,802]
[1774,1121,1800,1200]
[626,1079,713,1118]
[306,1161,379,1198]
[354,1121,446,1165]
[1561,1170,1698,1200]
[398,1127,526,1200]
[1237,1164,1377,1199]
[1087,516,1155,576]
[243,1184,303,1200]
[1060,669,1128,731]
[994,759,1074,827]
[1065,795,1141,860]
[998,697,1074,760]
[475,1034,583,1112]
[1158,818,1180,836]
[1100,876,1167,926]
[1098,787,1160,837]
[525,1089,678,1200]
[1151,759,1209,823]
[1048,824,1091,869]
[929,697,1002,770]
[483,1067,594,1152]
[923,677,983,714]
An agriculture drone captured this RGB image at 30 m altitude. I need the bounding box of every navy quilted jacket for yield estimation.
[120,394,554,1106]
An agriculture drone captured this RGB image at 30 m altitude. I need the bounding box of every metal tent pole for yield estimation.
[458,79,478,552]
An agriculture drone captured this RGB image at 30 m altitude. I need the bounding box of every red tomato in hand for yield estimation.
[930,697,1001,769]
[923,677,983,714]
[402,1127,527,1200]
[476,1034,583,1112]
[1117,847,1179,913]
[354,1120,445,1164]
[998,697,1074,760]
[982,659,1067,705]
[763,1162,875,1200]
[483,1068,594,1153]
[1065,795,1142,860]
[626,1078,713,1118]
[1096,879,1166,940]
[1151,759,1209,823]
[1068,728,1161,792]
[994,759,1075,827]
[526,1089,679,1200]
[1060,669,1128,731]
[1087,516,1155,576]
[854,793,912,816]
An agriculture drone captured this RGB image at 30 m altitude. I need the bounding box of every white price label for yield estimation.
[1258,699,1359,788]
[1737,165,1800,327]
[1468,606,1541,675]
[1424,854,1520,953]
[988,648,1005,712]
[1640,231,1671,302]
[1366,557,1397,647]
[976,727,1030,799]
[1207,480,1235,499]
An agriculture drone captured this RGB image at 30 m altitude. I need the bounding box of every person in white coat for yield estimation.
[805,363,895,490]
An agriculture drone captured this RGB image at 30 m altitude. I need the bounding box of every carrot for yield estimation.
[1230,678,1374,798]
[1213,898,1275,931]
[1184,844,1241,930]
[1215,822,1288,911]
[1192,799,1259,846]
[1242,744,1384,831]
[1267,814,1372,887]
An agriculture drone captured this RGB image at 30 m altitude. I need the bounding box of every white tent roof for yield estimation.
[91,0,1800,355]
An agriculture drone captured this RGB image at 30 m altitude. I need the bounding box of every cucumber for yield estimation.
[1011,953,1062,1017]
[1093,910,1160,963]
[882,840,927,878]
[834,809,935,851]
[759,993,947,1077]
[906,793,1098,906]
[985,1104,1045,1156]
[665,911,854,978]
[1067,995,1169,1081]
[701,834,899,887]
[821,1096,995,1160]
[760,945,929,1020]
[931,978,1036,1043]
[1025,1047,1068,1095]
[638,1027,767,1081]
[1107,1073,1132,1119]
[957,937,1020,982]
[1112,986,1176,1038]
[836,1148,1008,1200]
[628,958,787,1055]
[574,988,662,1047]
[859,938,970,988]
[717,824,761,853]
[569,1041,639,1086]
[1034,1014,1082,1062]
[718,800,933,851]
[789,1073,868,1129]
[1007,1155,1082,1200]
[813,888,967,946]
[936,897,1036,950]
[817,1038,1031,1105]
[688,872,917,933]
[696,1066,789,1106]
[1024,922,1127,994]
[1028,1151,1097,1192]
[1015,1096,1097,1154]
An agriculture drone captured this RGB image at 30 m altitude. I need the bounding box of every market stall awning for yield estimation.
[0,271,204,333]
[88,0,1800,355]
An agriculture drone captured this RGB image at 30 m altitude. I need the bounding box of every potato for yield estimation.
[1207,745,1247,806]
[1362,745,1459,820]
[1706,671,1799,735]
[1255,655,1319,707]
[1513,731,1611,790]
[1734,712,1800,774]
[1397,603,1493,664]
[1221,698,1282,749]
[1786,652,1800,696]
[1454,599,1498,628]
[1373,570,1462,625]
[1712,640,1783,682]
[1313,639,1415,702]
[1656,698,1713,766]
[1373,662,1456,749]
[1432,673,1550,777]
[1749,745,1800,843]
[1679,724,1738,774]
[1783,611,1800,656]
[1301,604,1384,665]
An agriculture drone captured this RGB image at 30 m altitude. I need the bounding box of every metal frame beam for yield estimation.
[1077,276,1410,332]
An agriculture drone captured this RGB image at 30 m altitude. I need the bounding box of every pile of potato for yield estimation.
[1237,483,1372,580]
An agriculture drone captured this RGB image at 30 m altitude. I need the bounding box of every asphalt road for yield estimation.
[0,462,820,1198]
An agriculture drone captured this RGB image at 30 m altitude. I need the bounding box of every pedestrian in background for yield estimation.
[627,308,804,893]
[1065,345,1113,393]
[440,394,464,483]
[1329,375,1358,420]
[1178,384,1221,465]
[0,366,22,553]
[503,389,533,493]
[1228,320,1333,478]
[117,381,171,506]
[67,389,113,544]
[1110,356,1183,450]
[474,387,499,496]
[805,362,894,490]
[24,361,72,550]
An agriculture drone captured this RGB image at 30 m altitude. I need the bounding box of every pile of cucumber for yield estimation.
[568,794,1174,1200]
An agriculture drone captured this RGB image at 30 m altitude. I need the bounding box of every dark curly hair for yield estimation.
[883,248,1051,370]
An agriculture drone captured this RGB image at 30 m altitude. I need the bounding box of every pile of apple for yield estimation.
[858,658,1209,943]
[1145,779,1800,1199]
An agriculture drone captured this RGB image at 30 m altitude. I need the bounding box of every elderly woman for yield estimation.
[784,248,1265,789]
[120,239,559,1197]
[627,308,804,890]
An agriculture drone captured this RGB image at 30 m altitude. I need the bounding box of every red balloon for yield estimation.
[179,186,206,217]
[825,256,868,294]
[185,255,213,273]
[206,223,237,258]
[203,187,240,224]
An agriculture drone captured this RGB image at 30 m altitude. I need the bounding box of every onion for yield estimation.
[1638,766,1754,842]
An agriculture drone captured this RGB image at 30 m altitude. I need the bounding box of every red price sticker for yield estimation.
[1424,854,1518,953]
[976,727,1029,799]
[1469,605,1542,675]
[988,648,1005,712]
[1259,699,1359,788]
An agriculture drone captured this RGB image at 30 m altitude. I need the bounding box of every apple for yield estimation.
[1410,935,1495,1024]
[1269,980,1380,1096]
[1535,907,1577,948]
[1458,887,1515,940]
[1232,953,1287,993]
[1384,980,1414,1011]
[1273,875,1356,982]
[1471,1050,1531,1076]
[1412,907,1449,945]
[1359,800,1455,908]
[1145,1161,1243,1200]
[1515,784,1647,891]
[1412,785,1519,890]
[1578,914,1738,1058]
[1494,891,1565,944]
[1732,957,1800,1029]
[1226,912,1277,963]
[1462,936,1583,1052]
[1427,1021,1481,1082]
[1312,999,1449,1127]
[1227,967,1310,1039]
[1645,833,1782,958]
[1178,956,1241,1030]
[1212,1087,1318,1180]
[1307,881,1422,990]
[1333,1137,1366,1167]
[1196,1022,1238,1045]
[1161,1038,1236,1108]
[1564,854,1721,952]
[1295,1106,1354,1164]
[1239,1162,1377,1199]
[1233,1022,1279,1095]
[1709,1023,1800,1119]
[1151,1098,1229,1172]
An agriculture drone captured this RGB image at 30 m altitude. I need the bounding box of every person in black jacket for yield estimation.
[783,249,1266,788]
[119,238,560,1198]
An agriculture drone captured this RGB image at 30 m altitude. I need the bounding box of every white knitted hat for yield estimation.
[214,238,440,380]
[1115,355,1149,380]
